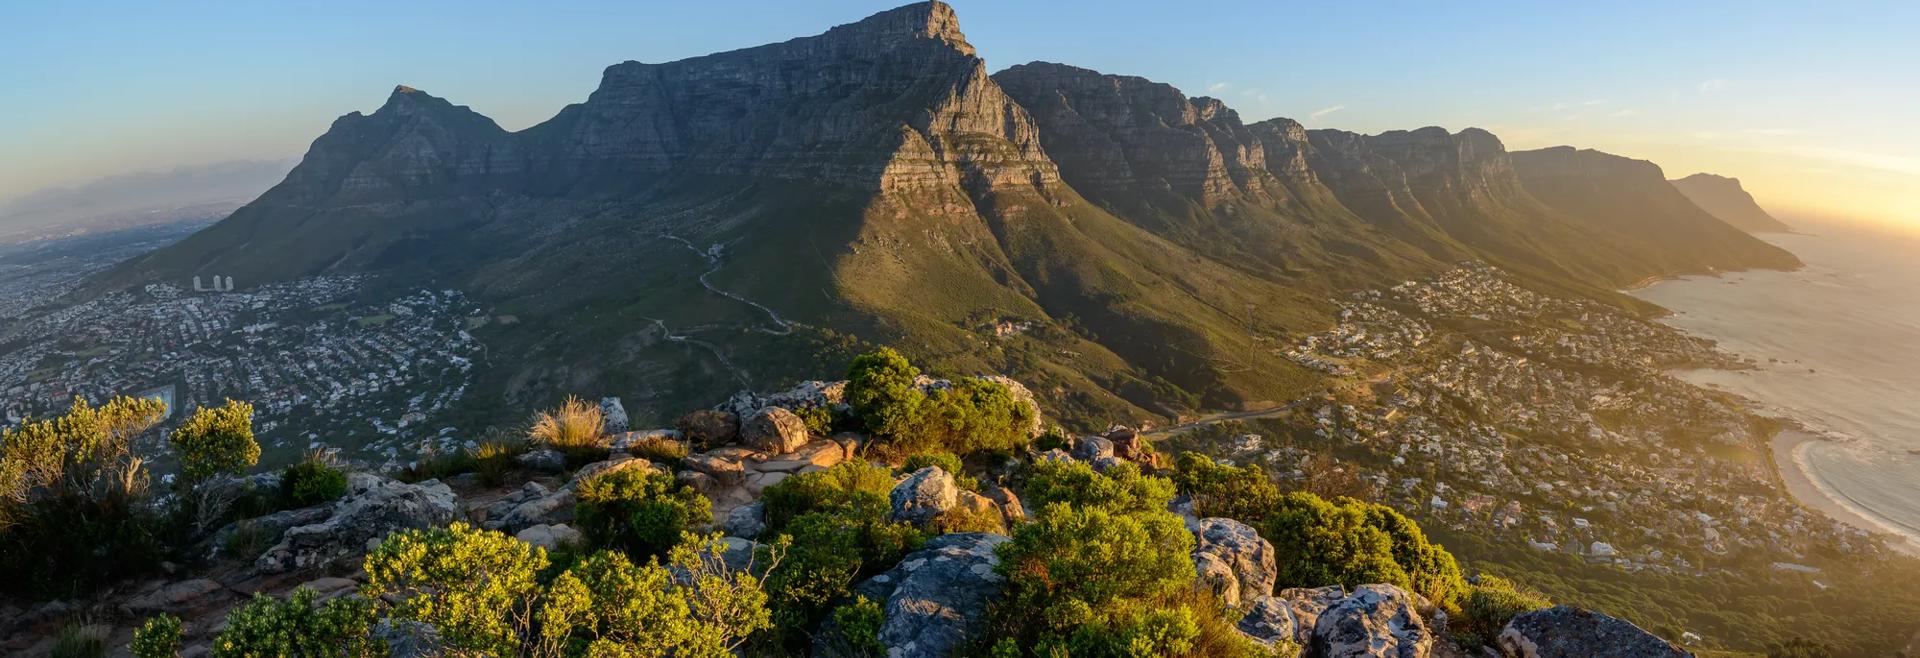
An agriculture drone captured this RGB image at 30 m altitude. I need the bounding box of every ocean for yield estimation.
[1632,220,1920,550]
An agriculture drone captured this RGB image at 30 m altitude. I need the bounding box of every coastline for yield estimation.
[1769,429,1920,557]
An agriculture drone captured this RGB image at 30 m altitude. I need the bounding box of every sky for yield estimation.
[3,0,1916,228]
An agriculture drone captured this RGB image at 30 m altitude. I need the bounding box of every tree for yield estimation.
[0,396,168,597]
[573,467,711,561]
[170,400,260,489]
[211,587,382,658]
[1021,459,1176,515]
[845,348,925,439]
[362,522,547,657]
[1260,492,1466,608]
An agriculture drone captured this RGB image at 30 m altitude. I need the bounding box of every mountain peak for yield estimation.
[1671,172,1792,233]
[826,1,974,57]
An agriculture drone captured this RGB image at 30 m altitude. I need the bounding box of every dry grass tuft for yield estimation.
[530,396,607,453]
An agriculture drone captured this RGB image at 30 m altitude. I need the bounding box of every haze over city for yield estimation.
[4,0,1916,228]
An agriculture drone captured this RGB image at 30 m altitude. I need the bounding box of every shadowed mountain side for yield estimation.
[1670,172,1794,234]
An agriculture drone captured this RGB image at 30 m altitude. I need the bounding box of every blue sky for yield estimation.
[3,0,1916,224]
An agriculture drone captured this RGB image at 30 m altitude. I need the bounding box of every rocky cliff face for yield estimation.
[1670,172,1793,233]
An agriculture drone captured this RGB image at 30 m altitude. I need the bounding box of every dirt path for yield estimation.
[661,233,794,336]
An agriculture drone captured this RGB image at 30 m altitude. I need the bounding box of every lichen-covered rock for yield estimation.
[1239,586,1346,647]
[1311,584,1434,658]
[514,523,583,551]
[890,466,960,526]
[850,533,1012,658]
[722,501,767,539]
[1497,606,1689,658]
[684,451,747,486]
[599,397,630,433]
[982,482,1027,522]
[610,428,683,453]
[515,448,567,473]
[1074,435,1115,461]
[1191,517,1278,607]
[742,406,810,454]
[257,473,458,572]
[676,409,739,449]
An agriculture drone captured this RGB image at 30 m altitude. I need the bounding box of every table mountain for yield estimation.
[1670,172,1794,233]
[98,1,1802,430]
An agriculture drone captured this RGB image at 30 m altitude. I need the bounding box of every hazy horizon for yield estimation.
[4,0,1916,229]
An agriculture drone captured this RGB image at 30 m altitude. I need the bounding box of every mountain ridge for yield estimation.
[96,1,1800,430]
[1670,172,1794,233]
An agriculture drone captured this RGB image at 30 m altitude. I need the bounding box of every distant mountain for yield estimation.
[0,160,293,243]
[1670,173,1794,233]
[1510,147,1800,277]
[100,1,1803,428]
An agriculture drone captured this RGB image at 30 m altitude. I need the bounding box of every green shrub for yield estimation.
[1021,459,1176,515]
[573,467,711,561]
[131,613,184,658]
[764,496,923,630]
[819,596,887,658]
[627,435,691,464]
[52,624,108,658]
[990,503,1198,653]
[902,452,977,491]
[1261,492,1467,609]
[211,587,382,658]
[917,377,1035,455]
[1173,451,1280,524]
[0,396,168,598]
[470,439,525,487]
[171,400,260,490]
[846,348,926,440]
[363,522,546,656]
[794,405,837,437]
[1451,575,1551,649]
[279,454,348,508]
[761,460,898,532]
[223,519,276,561]
[931,504,1007,535]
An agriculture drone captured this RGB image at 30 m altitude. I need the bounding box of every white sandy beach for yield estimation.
[1770,429,1920,557]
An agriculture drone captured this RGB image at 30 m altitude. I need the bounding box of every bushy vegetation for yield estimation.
[131,613,184,658]
[844,348,1034,456]
[211,587,383,658]
[471,438,525,487]
[0,396,170,597]
[279,452,349,508]
[1260,492,1467,609]
[530,395,608,463]
[819,596,886,658]
[627,435,691,464]
[1451,575,1551,649]
[359,522,774,657]
[170,400,260,490]
[756,461,926,648]
[984,459,1276,657]
[52,623,109,658]
[573,467,711,561]
[1021,458,1175,515]
[1173,451,1280,523]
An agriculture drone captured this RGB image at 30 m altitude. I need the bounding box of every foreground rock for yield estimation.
[1238,586,1348,648]
[1191,517,1278,607]
[850,533,1012,658]
[676,409,739,448]
[1497,606,1690,658]
[890,466,960,526]
[1310,584,1434,658]
[742,406,810,454]
[258,474,459,572]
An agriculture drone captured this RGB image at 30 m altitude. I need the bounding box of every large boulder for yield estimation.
[684,451,747,486]
[850,533,1012,658]
[1239,586,1347,647]
[720,380,848,420]
[742,406,810,454]
[1497,606,1689,658]
[890,466,960,526]
[481,482,575,532]
[257,473,459,572]
[600,397,630,434]
[515,448,567,473]
[1310,584,1434,658]
[1191,517,1278,607]
[676,409,739,448]
[514,523,583,551]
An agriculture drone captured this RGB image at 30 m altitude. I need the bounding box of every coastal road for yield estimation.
[1143,400,1309,437]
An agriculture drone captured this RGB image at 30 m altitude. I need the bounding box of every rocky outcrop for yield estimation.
[514,523,583,551]
[850,532,1012,658]
[722,501,767,539]
[1238,586,1349,648]
[890,466,960,526]
[1191,517,1278,607]
[257,473,459,572]
[1497,606,1690,658]
[677,410,739,449]
[599,397,630,433]
[742,406,810,454]
[1309,584,1434,658]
